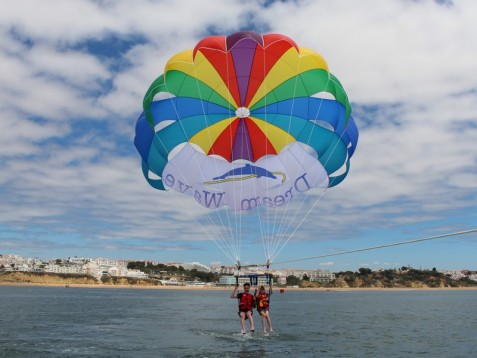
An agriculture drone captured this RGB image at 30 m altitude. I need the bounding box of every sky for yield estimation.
[1,0,476,272]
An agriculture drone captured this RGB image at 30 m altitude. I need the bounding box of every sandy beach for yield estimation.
[2,281,477,291]
[2,271,476,291]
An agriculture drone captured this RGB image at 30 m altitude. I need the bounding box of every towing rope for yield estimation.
[271,228,477,265]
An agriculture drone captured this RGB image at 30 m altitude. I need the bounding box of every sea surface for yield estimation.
[0,286,476,357]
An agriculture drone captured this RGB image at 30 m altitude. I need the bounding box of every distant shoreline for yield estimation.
[2,282,477,291]
[2,271,476,291]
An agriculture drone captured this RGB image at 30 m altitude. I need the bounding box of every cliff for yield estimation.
[0,271,161,287]
[2,269,476,289]
[302,268,477,289]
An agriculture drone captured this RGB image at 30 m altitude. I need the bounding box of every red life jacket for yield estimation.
[238,292,254,311]
[257,292,269,310]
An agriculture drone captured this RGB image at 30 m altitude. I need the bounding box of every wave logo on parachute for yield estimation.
[204,164,286,185]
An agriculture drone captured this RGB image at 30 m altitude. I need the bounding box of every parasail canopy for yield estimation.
[134,31,358,264]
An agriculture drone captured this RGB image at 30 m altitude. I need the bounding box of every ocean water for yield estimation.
[0,286,476,358]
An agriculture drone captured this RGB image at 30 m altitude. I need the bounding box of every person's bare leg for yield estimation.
[246,311,254,332]
[239,312,247,334]
[266,312,273,332]
[261,312,267,334]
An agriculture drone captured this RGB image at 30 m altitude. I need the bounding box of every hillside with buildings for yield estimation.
[1,254,476,288]
[0,271,159,287]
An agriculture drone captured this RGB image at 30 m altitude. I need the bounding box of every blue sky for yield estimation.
[1,0,476,271]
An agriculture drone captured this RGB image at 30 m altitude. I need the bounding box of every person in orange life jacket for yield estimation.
[254,279,273,335]
[231,282,255,334]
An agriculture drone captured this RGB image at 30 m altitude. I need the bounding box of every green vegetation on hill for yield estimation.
[127,261,219,282]
[2,265,476,289]
[303,267,477,289]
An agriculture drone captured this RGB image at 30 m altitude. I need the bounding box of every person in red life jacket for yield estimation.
[254,279,273,335]
[231,282,255,334]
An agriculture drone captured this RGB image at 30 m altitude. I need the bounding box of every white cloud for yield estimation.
[27,44,110,88]
[0,0,476,269]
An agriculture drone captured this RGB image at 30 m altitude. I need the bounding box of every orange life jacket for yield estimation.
[257,292,269,310]
[238,292,254,311]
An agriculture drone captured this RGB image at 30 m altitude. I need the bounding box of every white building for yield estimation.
[46,264,86,274]
[160,278,181,286]
[68,257,90,264]
[91,258,128,268]
[209,264,225,274]
[108,266,129,277]
[219,275,236,285]
[309,269,335,283]
[439,269,477,282]
[80,262,102,277]
[219,274,271,286]
[439,270,465,280]
[0,254,41,267]
[126,269,149,279]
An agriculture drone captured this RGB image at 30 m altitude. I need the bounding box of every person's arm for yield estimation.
[231,284,239,298]
[269,275,273,295]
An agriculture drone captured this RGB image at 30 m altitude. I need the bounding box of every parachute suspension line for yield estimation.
[147,172,237,264]
[161,66,237,265]
[148,117,237,264]
[223,59,243,265]
[207,222,239,265]
[234,35,272,267]
[264,47,305,265]
[272,228,477,265]
[270,58,328,259]
[271,123,347,262]
[270,188,328,262]
[270,73,353,262]
[195,67,240,263]
[259,38,273,264]
[207,212,240,264]
[267,67,333,263]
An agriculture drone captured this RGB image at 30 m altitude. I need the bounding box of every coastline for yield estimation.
[2,282,477,291]
[2,271,476,291]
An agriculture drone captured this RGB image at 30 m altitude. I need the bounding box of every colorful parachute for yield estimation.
[134,31,358,265]
[135,31,358,213]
